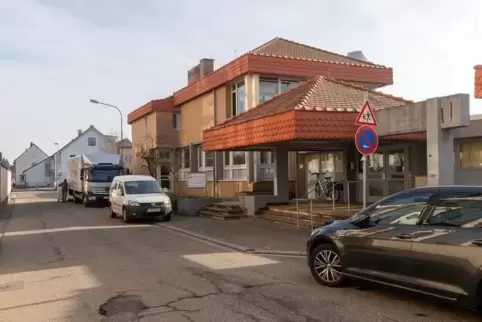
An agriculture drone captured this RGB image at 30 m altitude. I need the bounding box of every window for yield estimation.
[223,151,247,180]
[172,112,180,130]
[352,190,435,224]
[259,77,300,103]
[182,147,190,169]
[20,174,25,182]
[459,140,482,169]
[260,151,274,164]
[70,154,76,157]
[88,138,96,146]
[124,181,161,195]
[198,147,213,169]
[232,151,246,165]
[259,78,279,103]
[428,197,482,228]
[231,80,246,117]
[204,151,214,168]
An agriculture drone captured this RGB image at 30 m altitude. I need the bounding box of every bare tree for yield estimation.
[135,135,180,191]
[102,128,119,154]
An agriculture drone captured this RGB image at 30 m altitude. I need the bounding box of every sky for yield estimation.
[1,0,481,161]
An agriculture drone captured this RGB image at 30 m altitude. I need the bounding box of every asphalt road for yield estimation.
[0,190,479,322]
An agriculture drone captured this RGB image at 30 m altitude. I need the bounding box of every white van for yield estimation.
[108,175,172,223]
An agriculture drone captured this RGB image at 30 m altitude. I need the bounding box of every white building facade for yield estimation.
[23,126,117,187]
[13,143,48,187]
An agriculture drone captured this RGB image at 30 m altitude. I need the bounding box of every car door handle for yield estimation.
[471,240,482,247]
[396,233,413,239]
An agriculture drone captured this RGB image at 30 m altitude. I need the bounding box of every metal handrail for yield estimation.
[294,180,360,231]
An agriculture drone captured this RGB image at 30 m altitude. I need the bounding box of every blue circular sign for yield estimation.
[355,125,379,155]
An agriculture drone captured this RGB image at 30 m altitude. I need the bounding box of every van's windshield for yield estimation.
[124,181,162,195]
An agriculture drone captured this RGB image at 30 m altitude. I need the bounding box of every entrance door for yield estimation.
[367,151,385,202]
[359,145,410,203]
[386,148,407,195]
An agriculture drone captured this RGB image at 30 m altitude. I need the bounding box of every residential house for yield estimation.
[13,143,48,187]
[22,126,117,187]
[116,138,133,172]
[127,37,482,203]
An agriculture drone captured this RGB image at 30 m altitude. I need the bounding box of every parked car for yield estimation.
[108,175,172,223]
[306,186,482,311]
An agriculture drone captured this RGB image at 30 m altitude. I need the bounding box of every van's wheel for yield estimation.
[109,204,116,218]
[309,244,345,287]
[122,207,130,223]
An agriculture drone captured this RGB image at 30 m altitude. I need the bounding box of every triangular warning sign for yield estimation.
[355,101,378,126]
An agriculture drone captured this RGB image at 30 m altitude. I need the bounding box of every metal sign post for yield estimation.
[354,92,378,209]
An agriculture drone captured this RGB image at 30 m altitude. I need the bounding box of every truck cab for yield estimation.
[80,163,122,206]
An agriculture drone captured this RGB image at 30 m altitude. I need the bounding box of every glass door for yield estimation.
[367,152,385,202]
[387,148,407,195]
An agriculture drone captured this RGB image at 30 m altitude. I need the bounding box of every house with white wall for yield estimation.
[13,143,48,187]
[23,126,117,187]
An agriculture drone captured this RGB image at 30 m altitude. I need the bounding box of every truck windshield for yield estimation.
[90,169,119,182]
[124,181,161,195]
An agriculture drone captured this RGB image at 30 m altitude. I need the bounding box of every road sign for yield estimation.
[355,100,378,126]
[355,125,379,155]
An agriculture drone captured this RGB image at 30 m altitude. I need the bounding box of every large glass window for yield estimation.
[459,140,482,169]
[259,78,279,103]
[231,80,245,116]
[428,196,482,227]
[182,147,190,169]
[259,77,300,103]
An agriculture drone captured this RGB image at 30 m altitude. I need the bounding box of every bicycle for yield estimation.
[310,171,341,202]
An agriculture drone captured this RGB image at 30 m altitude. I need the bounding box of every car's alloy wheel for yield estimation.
[309,244,345,287]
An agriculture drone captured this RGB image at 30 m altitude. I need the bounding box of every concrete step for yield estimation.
[263,209,328,223]
[199,210,247,220]
[258,213,329,229]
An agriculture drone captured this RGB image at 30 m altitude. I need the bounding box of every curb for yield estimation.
[0,198,15,248]
[156,223,306,257]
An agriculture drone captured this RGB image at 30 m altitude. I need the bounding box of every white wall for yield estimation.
[55,128,116,182]
[23,158,53,187]
[0,166,11,204]
[14,144,48,184]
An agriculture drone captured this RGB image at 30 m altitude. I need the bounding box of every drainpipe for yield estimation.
[212,89,218,198]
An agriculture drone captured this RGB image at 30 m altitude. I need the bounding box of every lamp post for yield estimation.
[54,142,59,184]
[89,99,124,169]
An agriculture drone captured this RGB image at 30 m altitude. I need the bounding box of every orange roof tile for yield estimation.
[211,76,411,130]
[202,76,414,151]
[250,37,384,68]
[127,96,174,124]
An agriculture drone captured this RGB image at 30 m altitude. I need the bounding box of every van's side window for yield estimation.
[119,183,125,195]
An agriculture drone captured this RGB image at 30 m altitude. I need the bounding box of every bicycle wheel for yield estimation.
[326,188,340,202]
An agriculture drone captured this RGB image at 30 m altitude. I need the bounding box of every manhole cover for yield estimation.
[99,295,148,317]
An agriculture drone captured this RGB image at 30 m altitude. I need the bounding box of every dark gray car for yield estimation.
[306,186,482,311]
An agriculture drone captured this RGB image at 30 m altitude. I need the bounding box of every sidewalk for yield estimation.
[157,215,310,255]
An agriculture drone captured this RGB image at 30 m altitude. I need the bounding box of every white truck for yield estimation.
[67,153,123,207]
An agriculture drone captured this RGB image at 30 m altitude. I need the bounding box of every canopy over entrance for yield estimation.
[202,76,424,151]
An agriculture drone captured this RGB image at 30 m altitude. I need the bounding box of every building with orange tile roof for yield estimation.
[128,37,482,209]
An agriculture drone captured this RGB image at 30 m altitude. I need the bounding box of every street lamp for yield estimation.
[54,142,59,184]
[89,99,124,170]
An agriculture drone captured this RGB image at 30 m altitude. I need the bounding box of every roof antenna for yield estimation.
[234,49,237,58]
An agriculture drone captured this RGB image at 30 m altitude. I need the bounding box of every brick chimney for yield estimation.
[30,142,33,147]
[199,58,214,77]
[187,64,201,85]
[187,58,215,85]
[78,129,82,136]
